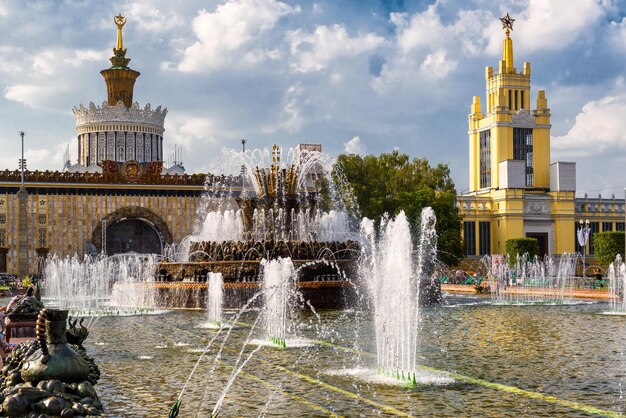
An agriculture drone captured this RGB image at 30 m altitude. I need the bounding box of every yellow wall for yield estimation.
[0,184,203,274]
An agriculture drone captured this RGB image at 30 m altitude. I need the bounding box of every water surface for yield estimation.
[83,294,625,417]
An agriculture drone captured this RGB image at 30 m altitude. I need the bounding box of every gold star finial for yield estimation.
[500,12,515,36]
[114,14,127,52]
[114,14,126,29]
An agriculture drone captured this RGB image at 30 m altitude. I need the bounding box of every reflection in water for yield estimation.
[81,296,625,417]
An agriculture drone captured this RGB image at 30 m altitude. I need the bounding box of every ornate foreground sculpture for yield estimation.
[0,309,102,417]
[6,285,44,317]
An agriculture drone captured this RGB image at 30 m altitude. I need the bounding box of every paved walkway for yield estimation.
[441,284,611,300]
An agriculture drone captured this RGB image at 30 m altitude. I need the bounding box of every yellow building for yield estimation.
[459,14,625,264]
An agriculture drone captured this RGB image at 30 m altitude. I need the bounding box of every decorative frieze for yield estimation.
[73,101,167,128]
[0,168,209,185]
[524,199,550,215]
[511,109,535,127]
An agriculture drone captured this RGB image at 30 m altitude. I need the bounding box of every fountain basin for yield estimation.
[140,278,358,310]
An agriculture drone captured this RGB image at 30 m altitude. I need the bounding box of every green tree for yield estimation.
[593,231,625,266]
[332,151,463,266]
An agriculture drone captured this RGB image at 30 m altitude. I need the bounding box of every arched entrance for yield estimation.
[106,218,162,255]
[92,207,173,255]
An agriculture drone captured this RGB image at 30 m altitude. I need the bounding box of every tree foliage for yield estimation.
[332,151,463,266]
[593,231,625,266]
[505,238,538,263]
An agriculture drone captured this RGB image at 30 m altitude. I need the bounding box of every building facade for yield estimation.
[459,14,625,264]
[0,16,210,276]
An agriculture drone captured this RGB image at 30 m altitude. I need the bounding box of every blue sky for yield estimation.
[0,0,625,197]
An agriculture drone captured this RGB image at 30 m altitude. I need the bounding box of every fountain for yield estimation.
[43,253,158,316]
[488,253,576,305]
[34,145,460,416]
[360,208,438,385]
[607,255,626,314]
[156,145,370,310]
[262,258,295,348]
[206,272,224,328]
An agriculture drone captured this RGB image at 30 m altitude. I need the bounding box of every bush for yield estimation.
[593,231,625,266]
[21,276,32,288]
[505,238,538,264]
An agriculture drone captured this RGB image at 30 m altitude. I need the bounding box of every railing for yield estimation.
[439,275,608,289]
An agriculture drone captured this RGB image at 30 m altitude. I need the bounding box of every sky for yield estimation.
[0,0,625,197]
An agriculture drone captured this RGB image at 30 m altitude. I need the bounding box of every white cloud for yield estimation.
[287,24,384,73]
[0,142,69,172]
[164,113,218,150]
[344,136,365,155]
[3,48,106,110]
[484,0,606,55]
[390,6,494,56]
[263,83,303,133]
[553,86,626,157]
[32,48,107,76]
[127,2,183,33]
[175,0,299,72]
[374,5,488,92]
[4,84,66,109]
[391,7,444,53]
[420,49,457,79]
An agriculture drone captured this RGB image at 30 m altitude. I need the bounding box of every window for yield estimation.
[513,128,533,186]
[589,222,599,254]
[478,222,491,255]
[616,222,625,232]
[520,91,524,109]
[479,130,491,188]
[508,90,512,110]
[514,90,518,110]
[602,222,613,232]
[464,221,476,256]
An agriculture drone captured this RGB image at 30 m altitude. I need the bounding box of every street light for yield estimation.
[241,139,247,191]
[19,131,26,190]
[577,219,590,277]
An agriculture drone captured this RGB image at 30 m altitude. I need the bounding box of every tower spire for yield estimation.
[115,13,126,52]
[101,14,140,108]
[500,12,515,74]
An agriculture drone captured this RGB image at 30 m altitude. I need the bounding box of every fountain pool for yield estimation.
[74,296,624,417]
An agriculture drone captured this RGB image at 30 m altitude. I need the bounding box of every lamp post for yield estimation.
[577,219,590,277]
[241,139,246,191]
[17,131,28,277]
[19,131,25,190]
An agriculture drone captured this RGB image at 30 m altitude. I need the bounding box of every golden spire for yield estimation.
[500,12,515,73]
[101,13,140,107]
[109,13,131,68]
[114,14,126,52]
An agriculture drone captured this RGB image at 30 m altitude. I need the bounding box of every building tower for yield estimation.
[461,13,576,259]
[468,12,551,193]
[72,14,167,169]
